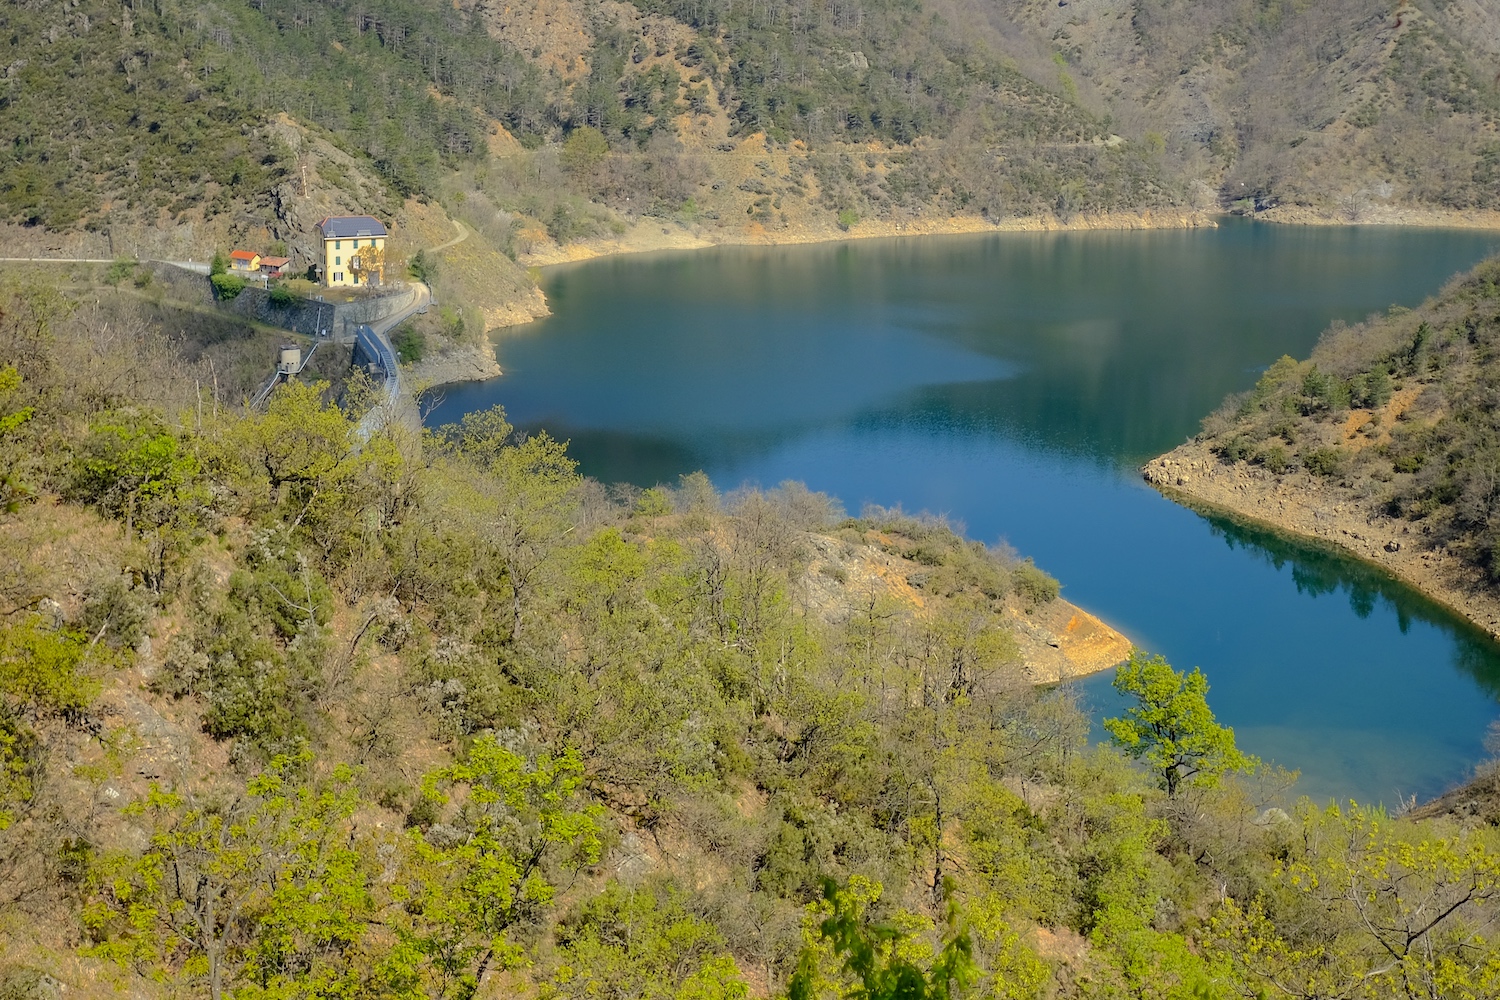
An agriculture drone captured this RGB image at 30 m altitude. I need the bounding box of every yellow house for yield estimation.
[229,249,261,272]
[316,215,388,288]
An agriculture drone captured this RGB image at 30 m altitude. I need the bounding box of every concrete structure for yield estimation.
[277,345,302,373]
[229,249,261,272]
[316,215,388,289]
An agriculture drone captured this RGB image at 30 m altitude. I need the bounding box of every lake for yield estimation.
[429,219,1500,804]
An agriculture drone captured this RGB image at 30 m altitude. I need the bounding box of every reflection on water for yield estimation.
[431,220,1500,803]
[1205,512,1500,701]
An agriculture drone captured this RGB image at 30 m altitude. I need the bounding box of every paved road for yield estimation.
[0,256,214,276]
[354,281,431,439]
[0,256,117,264]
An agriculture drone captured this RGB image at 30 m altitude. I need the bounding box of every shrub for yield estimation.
[837,208,860,230]
[1013,559,1060,607]
[560,126,610,178]
[1303,447,1345,477]
[1393,453,1425,474]
[77,578,154,650]
[1350,369,1393,409]
[1216,435,1256,463]
[104,258,135,286]
[1255,443,1293,474]
[392,325,425,364]
[408,249,437,284]
[210,273,248,300]
[267,285,296,307]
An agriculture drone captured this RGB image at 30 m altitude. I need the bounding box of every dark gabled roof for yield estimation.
[317,215,388,239]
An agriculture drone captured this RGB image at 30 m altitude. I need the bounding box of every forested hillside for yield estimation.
[988,0,1500,218]
[3,0,1497,281]
[10,267,1500,998]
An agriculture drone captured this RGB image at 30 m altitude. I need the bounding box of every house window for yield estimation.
[335,272,343,282]
[353,240,360,249]
[335,256,341,266]
[352,272,360,284]
[334,240,341,250]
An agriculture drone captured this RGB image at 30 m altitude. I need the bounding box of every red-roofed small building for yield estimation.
[229,249,261,272]
[259,256,292,278]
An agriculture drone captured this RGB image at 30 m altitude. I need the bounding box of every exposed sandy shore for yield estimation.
[1253,204,1500,229]
[518,208,1218,267]
[1143,442,1500,641]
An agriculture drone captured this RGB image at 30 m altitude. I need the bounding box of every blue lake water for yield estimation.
[429,219,1500,804]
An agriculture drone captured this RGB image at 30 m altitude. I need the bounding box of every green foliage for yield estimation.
[267,284,297,307]
[0,365,36,512]
[210,253,229,277]
[1302,446,1345,478]
[788,876,978,1000]
[561,127,612,179]
[0,614,100,720]
[393,324,427,364]
[1255,442,1292,474]
[1349,369,1392,409]
[1210,803,1500,1000]
[211,273,248,300]
[70,414,203,536]
[77,578,155,651]
[0,707,40,830]
[84,753,369,1000]
[408,249,438,285]
[383,734,602,1000]
[1105,651,1258,797]
[1011,560,1060,608]
[544,880,748,1000]
[24,268,1500,1000]
[104,259,135,286]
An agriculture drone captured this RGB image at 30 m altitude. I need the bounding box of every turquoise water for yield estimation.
[430,220,1500,804]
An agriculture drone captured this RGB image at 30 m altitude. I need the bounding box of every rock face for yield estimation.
[404,344,504,391]
[1143,442,1500,641]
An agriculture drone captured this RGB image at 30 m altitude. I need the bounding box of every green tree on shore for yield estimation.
[1105,652,1257,797]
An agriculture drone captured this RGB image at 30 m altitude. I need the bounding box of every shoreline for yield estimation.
[1143,443,1500,644]
[516,203,1500,270]
[1251,204,1500,230]
[518,208,1219,268]
[403,342,504,393]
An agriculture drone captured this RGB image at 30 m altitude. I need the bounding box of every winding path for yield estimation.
[353,281,430,439]
[428,219,470,254]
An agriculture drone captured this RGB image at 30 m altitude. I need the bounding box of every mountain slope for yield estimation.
[1,0,1497,331]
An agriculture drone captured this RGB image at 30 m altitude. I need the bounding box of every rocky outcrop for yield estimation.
[403,343,503,391]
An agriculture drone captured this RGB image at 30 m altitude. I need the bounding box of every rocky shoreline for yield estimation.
[1143,442,1500,641]
[402,343,503,392]
[518,208,1219,268]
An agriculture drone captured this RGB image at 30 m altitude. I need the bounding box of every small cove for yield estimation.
[430,219,1500,804]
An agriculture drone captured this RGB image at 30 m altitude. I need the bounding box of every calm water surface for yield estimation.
[431,220,1500,804]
